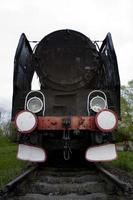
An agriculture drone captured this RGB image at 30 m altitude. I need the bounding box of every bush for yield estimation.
[0,121,18,142]
[109,152,133,175]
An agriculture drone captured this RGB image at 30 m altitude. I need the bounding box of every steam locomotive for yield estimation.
[12,29,120,162]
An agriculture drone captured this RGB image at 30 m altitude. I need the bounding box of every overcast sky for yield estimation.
[0,0,133,109]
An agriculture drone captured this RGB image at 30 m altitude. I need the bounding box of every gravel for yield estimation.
[105,166,133,187]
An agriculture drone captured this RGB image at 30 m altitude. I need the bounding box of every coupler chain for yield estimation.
[63,129,72,160]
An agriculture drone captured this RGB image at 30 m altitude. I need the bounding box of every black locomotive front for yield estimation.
[12,29,120,162]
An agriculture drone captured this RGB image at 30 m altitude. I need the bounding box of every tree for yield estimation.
[116,80,133,145]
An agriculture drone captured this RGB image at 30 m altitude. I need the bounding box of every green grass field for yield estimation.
[109,151,133,175]
[0,134,26,189]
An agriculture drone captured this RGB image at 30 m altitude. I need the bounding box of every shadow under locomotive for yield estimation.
[11,29,120,162]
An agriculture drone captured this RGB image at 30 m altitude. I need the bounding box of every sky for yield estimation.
[0,0,133,110]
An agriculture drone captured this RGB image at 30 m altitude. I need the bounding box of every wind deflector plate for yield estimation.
[100,33,120,89]
[13,33,34,90]
[100,33,120,116]
[12,34,34,118]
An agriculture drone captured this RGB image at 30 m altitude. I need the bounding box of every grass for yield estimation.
[106,151,133,176]
[0,133,26,189]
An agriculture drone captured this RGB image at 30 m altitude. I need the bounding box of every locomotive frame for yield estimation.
[12,29,120,162]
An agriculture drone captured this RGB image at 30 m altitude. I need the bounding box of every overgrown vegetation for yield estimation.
[106,80,133,174]
[106,151,133,176]
[1,121,18,142]
[0,129,26,189]
[115,80,133,147]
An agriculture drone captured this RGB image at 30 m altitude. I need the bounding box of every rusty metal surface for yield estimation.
[37,116,97,130]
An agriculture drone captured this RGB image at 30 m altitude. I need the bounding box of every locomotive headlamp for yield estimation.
[95,109,118,132]
[27,97,43,113]
[90,96,106,113]
[15,110,37,133]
